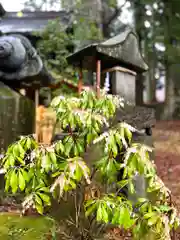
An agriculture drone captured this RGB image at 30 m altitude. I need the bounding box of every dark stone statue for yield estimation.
[0,34,45,151]
[0,34,43,81]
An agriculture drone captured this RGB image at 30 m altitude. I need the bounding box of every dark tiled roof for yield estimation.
[67,28,148,73]
[0,11,72,34]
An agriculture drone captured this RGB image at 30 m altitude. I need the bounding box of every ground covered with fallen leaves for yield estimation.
[154,121,180,211]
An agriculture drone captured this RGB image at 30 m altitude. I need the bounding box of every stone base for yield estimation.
[0,81,35,151]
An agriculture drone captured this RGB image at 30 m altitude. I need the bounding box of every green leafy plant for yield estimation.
[35,18,102,76]
[35,19,74,75]
[1,90,179,239]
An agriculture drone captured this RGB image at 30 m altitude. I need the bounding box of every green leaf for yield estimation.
[58,162,68,171]
[7,145,13,154]
[21,169,29,182]
[128,154,138,170]
[69,179,76,189]
[118,180,129,189]
[144,212,156,219]
[5,170,11,192]
[18,170,26,191]
[49,152,57,165]
[8,155,15,167]
[112,209,120,225]
[13,145,19,157]
[119,127,124,138]
[97,204,103,221]
[35,203,44,215]
[75,165,82,181]
[39,186,50,193]
[156,219,163,233]
[76,142,84,154]
[122,207,132,229]
[87,133,94,144]
[85,201,96,217]
[124,128,132,142]
[101,205,109,223]
[138,198,148,203]
[129,181,135,194]
[122,168,128,179]
[56,141,64,153]
[18,143,25,157]
[158,205,171,212]
[65,142,73,156]
[10,169,18,193]
[42,154,51,171]
[35,194,43,206]
[93,122,100,132]
[119,206,126,226]
[112,144,118,157]
[115,133,122,147]
[17,156,25,165]
[76,159,90,184]
[73,144,79,156]
[147,185,161,193]
[38,193,50,205]
[137,157,144,174]
[26,137,32,149]
[147,215,159,226]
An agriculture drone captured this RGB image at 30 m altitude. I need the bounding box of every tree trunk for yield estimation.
[149,55,156,102]
[133,0,146,106]
[159,0,176,120]
[159,64,176,120]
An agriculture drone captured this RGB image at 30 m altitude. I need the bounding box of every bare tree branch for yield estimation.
[104,0,128,26]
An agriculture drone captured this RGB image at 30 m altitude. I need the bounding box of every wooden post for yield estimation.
[35,89,39,142]
[96,60,101,98]
[78,67,83,95]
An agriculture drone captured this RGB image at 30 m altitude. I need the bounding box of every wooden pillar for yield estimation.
[26,88,35,101]
[96,60,101,98]
[78,66,83,95]
[35,89,39,142]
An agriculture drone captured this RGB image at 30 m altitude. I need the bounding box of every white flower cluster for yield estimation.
[22,194,34,214]
[106,94,125,108]
[93,131,109,144]
[73,108,109,127]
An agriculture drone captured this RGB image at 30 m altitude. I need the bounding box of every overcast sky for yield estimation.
[1,0,23,11]
[0,0,133,24]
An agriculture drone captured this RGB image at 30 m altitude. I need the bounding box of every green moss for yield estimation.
[0,213,55,239]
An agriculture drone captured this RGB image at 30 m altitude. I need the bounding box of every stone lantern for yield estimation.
[67,28,156,203]
[67,28,155,134]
